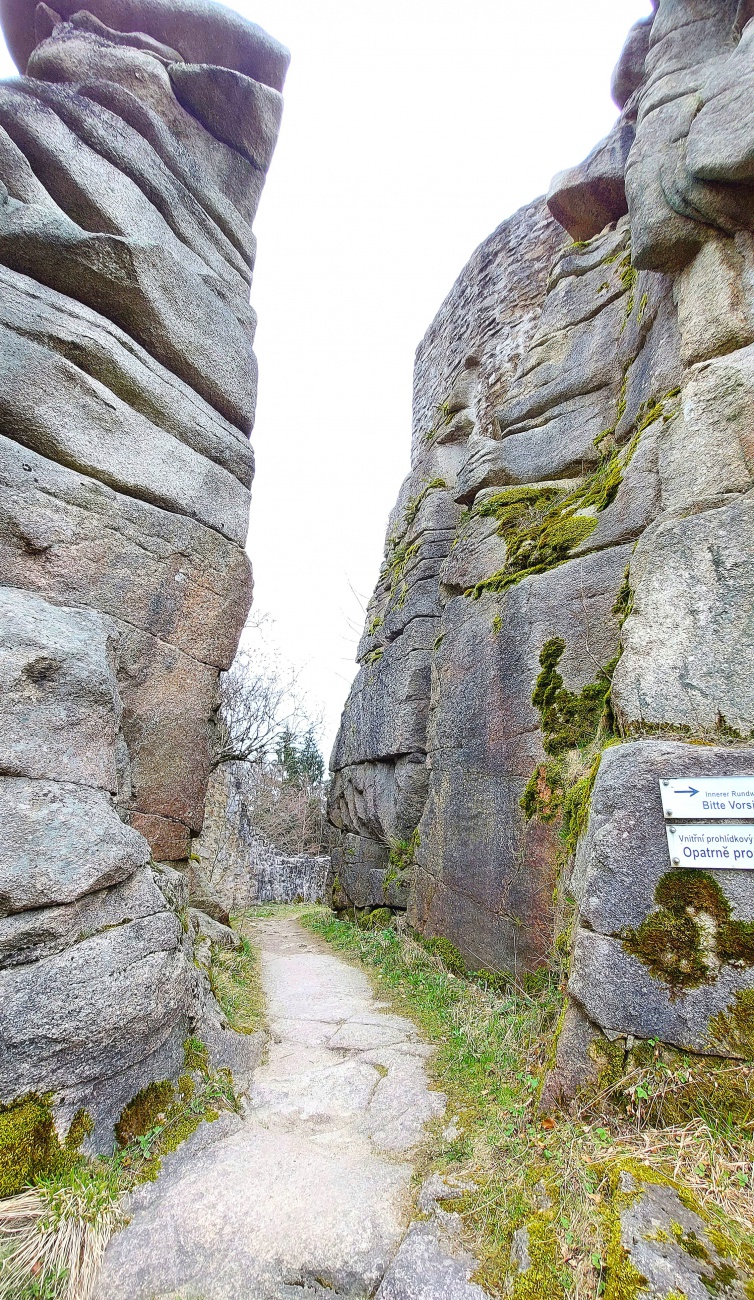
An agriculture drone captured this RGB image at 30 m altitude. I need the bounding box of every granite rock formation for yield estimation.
[0,0,286,1143]
[330,0,754,1089]
[191,761,330,911]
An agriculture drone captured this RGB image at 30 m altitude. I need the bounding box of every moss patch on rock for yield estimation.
[464,415,656,602]
[0,1096,92,1197]
[115,1080,176,1150]
[622,870,754,996]
[531,637,617,757]
[521,760,566,823]
[709,989,754,1060]
[420,934,468,977]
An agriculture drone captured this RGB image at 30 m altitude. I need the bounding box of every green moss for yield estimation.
[183,1036,210,1074]
[492,613,503,637]
[618,254,638,333]
[388,829,419,873]
[589,1036,628,1093]
[474,485,560,532]
[509,1215,568,1299]
[521,760,565,823]
[655,872,730,925]
[359,907,393,931]
[385,829,419,890]
[669,1222,711,1262]
[623,871,754,994]
[562,752,603,855]
[64,1109,94,1152]
[420,934,467,977]
[634,389,680,437]
[705,1225,754,1283]
[382,539,419,608]
[599,1038,754,1128]
[0,1096,91,1197]
[475,968,515,996]
[709,990,754,1059]
[531,638,617,757]
[402,478,446,532]
[464,437,650,601]
[367,615,383,636]
[613,568,633,625]
[601,1178,649,1300]
[157,1107,211,1155]
[115,1080,176,1149]
[365,647,384,664]
[624,910,709,990]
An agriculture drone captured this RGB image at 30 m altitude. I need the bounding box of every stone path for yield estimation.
[95,916,486,1299]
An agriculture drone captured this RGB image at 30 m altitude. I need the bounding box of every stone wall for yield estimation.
[330,0,754,1087]
[191,761,330,911]
[0,0,286,1143]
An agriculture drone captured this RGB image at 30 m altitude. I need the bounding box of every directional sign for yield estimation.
[660,777,754,821]
[666,823,754,869]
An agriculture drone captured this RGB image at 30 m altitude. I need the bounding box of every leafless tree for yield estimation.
[211,620,319,769]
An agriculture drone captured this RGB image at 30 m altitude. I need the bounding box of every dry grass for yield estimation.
[0,1173,124,1300]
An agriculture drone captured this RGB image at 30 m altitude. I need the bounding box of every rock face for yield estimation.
[192,762,330,911]
[330,0,754,1081]
[0,0,286,1141]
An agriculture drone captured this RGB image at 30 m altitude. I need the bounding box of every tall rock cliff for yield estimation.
[330,0,754,1094]
[0,0,286,1143]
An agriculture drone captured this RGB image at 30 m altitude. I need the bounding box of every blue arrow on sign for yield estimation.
[674,786,699,797]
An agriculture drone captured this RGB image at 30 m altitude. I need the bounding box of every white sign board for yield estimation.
[660,777,754,821]
[666,823,754,869]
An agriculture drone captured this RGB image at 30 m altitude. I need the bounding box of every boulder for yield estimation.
[547,120,633,242]
[613,1171,751,1299]
[570,741,754,1054]
[0,775,149,915]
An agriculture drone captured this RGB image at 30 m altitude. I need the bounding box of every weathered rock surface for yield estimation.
[613,1171,751,1299]
[0,0,286,1139]
[567,742,754,1055]
[330,0,754,1089]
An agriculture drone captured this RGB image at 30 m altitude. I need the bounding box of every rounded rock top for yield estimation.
[0,0,290,88]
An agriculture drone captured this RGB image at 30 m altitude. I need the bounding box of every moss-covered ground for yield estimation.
[299,908,754,1298]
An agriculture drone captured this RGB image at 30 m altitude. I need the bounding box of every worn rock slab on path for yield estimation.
[96,917,485,1299]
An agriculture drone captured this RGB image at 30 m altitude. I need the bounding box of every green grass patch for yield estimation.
[299,910,754,1297]
[209,925,265,1035]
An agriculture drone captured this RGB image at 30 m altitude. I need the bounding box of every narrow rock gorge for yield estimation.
[0,0,286,1143]
[330,0,754,1098]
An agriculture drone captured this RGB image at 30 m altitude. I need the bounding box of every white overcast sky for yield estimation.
[0,0,652,759]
